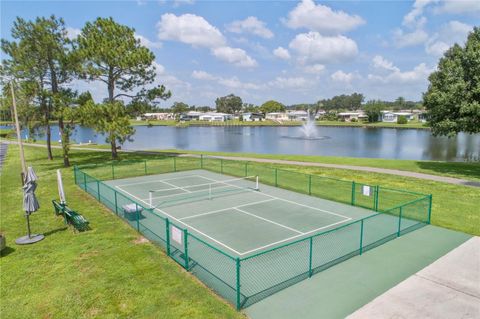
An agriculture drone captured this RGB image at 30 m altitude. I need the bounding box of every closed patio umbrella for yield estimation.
[16,166,44,245]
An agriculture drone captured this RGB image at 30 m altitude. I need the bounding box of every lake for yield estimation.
[7,124,480,162]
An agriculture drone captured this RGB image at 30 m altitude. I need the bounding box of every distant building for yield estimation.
[242,112,264,121]
[143,113,174,120]
[287,110,309,121]
[381,111,414,122]
[180,111,203,121]
[265,112,289,121]
[338,112,364,122]
[199,112,233,122]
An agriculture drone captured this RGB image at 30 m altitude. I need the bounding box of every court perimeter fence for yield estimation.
[74,155,432,310]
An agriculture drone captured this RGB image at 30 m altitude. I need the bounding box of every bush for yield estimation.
[397,115,408,124]
[350,118,357,122]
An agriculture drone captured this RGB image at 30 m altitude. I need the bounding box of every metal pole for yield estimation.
[183,229,189,270]
[397,207,403,237]
[359,219,364,255]
[236,258,241,310]
[427,195,433,224]
[10,81,27,177]
[166,219,171,256]
[308,237,313,277]
[351,181,356,206]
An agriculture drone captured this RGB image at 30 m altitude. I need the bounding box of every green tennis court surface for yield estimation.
[106,170,380,257]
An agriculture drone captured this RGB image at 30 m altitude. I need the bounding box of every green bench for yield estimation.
[52,200,90,232]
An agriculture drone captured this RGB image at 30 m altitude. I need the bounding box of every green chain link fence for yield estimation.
[74,154,432,310]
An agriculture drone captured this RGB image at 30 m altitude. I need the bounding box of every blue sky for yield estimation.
[1,0,479,107]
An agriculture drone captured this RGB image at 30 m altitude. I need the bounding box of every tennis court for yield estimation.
[106,169,377,257]
[76,157,431,309]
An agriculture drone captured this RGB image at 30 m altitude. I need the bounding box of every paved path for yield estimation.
[3,140,479,187]
[348,236,480,319]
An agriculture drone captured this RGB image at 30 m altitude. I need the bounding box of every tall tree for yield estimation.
[215,94,242,114]
[1,16,77,165]
[364,100,384,122]
[424,27,480,136]
[171,101,189,119]
[260,100,285,113]
[76,17,170,158]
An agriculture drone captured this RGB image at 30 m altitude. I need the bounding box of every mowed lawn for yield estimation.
[0,146,244,319]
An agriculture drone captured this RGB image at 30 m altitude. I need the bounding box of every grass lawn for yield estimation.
[163,150,480,182]
[0,145,245,318]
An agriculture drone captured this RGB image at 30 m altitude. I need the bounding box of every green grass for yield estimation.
[0,129,13,138]
[0,146,245,318]
[162,150,480,182]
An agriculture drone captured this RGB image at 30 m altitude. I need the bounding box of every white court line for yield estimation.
[179,198,276,221]
[116,180,172,188]
[197,175,351,220]
[114,185,244,255]
[158,180,192,193]
[234,207,304,234]
[238,218,351,256]
[115,174,202,188]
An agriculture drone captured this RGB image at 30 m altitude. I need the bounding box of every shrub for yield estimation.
[350,118,357,122]
[397,115,408,124]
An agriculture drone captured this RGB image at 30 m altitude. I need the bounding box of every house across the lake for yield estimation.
[180,111,203,121]
[198,112,233,122]
[381,111,414,122]
[242,112,264,121]
[337,112,367,122]
[265,112,289,121]
[143,113,175,120]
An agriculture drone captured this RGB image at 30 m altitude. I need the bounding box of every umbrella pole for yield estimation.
[26,213,31,239]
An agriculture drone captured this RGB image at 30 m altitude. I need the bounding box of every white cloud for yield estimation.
[402,0,434,28]
[173,0,195,7]
[434,0,480,15]
[372,55,399,72]
[393,28,429,47]
[66,27,81,40]
[273,47,291,60]
[135,33,162,49]
[226,16,274,39]
[269,76,310,89]
[284,0,365,34]
[191,70,217,81]
[425,21,473,56]
[289,32,358,64]
[191,70,263,90]
[303,64,325,74]
[368,61,433,84]
[211,46,257,68]
[157,13,226,48]
[330,70,356,83]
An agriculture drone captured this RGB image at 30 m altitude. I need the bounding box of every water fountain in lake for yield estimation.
[284,110,330,140]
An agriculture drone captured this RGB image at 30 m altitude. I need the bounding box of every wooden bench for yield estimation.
[52,200,89,232]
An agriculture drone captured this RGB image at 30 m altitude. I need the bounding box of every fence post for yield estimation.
[166,219,171,256]
[308,175,312,195]
[183,229,189,270]
[236,258,241,310]
[308,237,313,277]
[144,160,147,175]
[136,204,140,232]
[96,180,101,200]
[427,195,433,224]
[245,162,248,177]
[73,165,77,185]
[397,207,403,237]
[114,191,118,215]
[200,154,204,169]
[220,159,223,174]
[173,157,177,172]
[274,168,278,187]
[359,219,364,255]
[375,186,380,211]
[351,181,356,206]
[112,163,115,180]
[83,173,87,190]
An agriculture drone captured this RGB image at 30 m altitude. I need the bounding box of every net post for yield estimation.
[351,181,356,206]
[397,206,403,237]
[236,257,241,310]
[166,219,171,256]
[274,168,278,187]
[173,157,177,172]
[112,162,115,180]
[135,203,140,231]
[427,194,432,224]
[114,190,118,215]
[359,219,364,255]
[308,175,312,195]
[183,229,189,270]
[308,237,313,277]
[144,160,147,175]
[96,180,100,200]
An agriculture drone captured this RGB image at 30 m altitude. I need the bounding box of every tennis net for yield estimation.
[148,176,259,208]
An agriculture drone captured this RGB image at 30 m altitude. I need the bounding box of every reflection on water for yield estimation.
[17,124,480,162]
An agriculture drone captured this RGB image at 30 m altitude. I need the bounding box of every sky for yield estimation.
[1,0,479,107]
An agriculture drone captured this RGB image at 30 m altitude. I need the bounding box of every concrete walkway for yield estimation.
[348,236,480,319]
[3,140,479,187]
